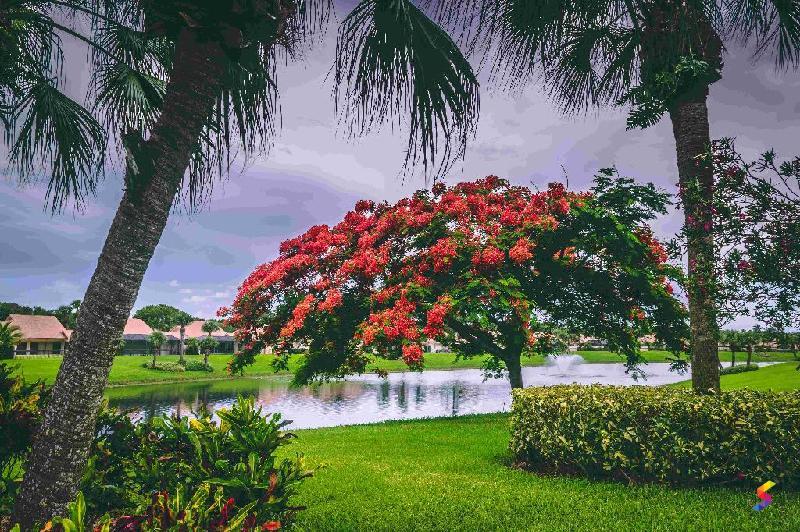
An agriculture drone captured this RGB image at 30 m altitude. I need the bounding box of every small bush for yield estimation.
[142,361,186,372]
[510,385,800,488]
[0,363,45,514]
[720,364,760,375]
[183,360,213,372]
[82,396,312,528]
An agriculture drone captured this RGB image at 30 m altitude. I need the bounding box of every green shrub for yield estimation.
[510,385,800,488]
[720,364,760,375]
[142,361,186,372]
[183,360,213,372]
[82,396,311,529]
[0,362,45,513]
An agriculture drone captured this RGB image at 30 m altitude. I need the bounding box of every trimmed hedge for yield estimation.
[510,385,800,488]
[141,361,185,372]
[720,364,760,375]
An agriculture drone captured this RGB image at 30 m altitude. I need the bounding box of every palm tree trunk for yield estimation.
[668,90,720,393]
[746,346,753,367]
[731,350,736,368]
[152,349,157,369]
[179,325,186,364]
[12,29,227,527]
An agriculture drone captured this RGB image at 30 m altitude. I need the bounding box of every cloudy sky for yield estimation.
[2,4,800,324]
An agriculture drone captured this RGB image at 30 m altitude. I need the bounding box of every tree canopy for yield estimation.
[223,173,688,387]
[133,304,195,332]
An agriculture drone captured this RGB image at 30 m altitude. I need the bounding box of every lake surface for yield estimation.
[106,356,695,429]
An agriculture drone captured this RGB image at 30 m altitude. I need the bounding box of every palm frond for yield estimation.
[9,79,105,212]
[724,0,800,67]
[335,0,480,180]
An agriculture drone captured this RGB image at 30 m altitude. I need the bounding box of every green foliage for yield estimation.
[182,360,213,372]
[0,300,80,329]
[134,304,196,332]
[510,385,800,487]
[142,361,185,372]
[621,56,721,129]
[0,323,23,359]
[185,337,200,356]
[0,362,46,513]
[719,364,760,376]
[81,396,312,528]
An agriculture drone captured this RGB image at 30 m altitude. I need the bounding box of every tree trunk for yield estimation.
[12,30,227,527]
[179,325,186,364]
[731,350,736,368]
[669,91,720,393]
[152,349,157,369]
[505,354,523,389]
[204,349,209,367]
[746,346,753,367]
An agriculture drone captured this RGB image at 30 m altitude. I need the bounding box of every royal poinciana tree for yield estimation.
[222,175,688,388]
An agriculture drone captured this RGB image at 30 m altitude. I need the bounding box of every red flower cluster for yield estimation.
[402,343,424,367]
[430,237,459,272]
[423,296,453,337]
[279,295,315,338]
[509,238,534,263]
[472,246,505,268]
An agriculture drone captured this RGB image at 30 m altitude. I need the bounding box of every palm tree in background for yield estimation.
[148,330,165,369]
[174,311,194,364]
[200,319,221,366]
[0,322,24,359]
[426,0,800,393]
[12,0,480,524]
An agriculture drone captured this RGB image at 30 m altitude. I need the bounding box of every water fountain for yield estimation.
[544,353,585,375]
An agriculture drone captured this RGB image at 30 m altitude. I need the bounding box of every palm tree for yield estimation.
[0,322,24,359]
[174,312,194,365]
[428,0,800,393]
[148,330,165,369]
[12,1,479,523]
[200,319,221,367]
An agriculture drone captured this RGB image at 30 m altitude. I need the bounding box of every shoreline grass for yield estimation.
[8,350,797,387]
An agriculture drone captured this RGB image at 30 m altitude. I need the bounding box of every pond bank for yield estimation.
[10,350,797,386]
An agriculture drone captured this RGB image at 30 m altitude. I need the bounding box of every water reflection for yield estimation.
[106,362,693,429]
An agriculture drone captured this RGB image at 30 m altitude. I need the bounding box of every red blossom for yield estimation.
[509,238,534,263]
[472,246,505,268]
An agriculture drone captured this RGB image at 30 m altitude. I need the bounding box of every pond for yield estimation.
[105,356,695,429]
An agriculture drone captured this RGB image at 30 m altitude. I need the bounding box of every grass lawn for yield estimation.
[11,349,797,386]
[674,361,800,391]
[286,413,800,531]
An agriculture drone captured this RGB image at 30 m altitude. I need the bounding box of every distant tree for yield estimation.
[50,300,81,330]
[0,323,24,359]
[777,331,800,361]
[225,175,687,389]
[185,337,200,357]
[148,331,166,369]
[200,320,221,366]
[721,330,742,368]
[134,305,195,333]
[110,336,126,358]
[174,313,195,365]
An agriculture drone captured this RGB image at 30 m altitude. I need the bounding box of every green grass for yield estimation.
[674,361,800,391]
[285,413,800,531]
[10,350,797,387]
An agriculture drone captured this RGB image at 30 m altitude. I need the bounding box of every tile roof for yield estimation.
[4,314,70,341]
[169,320,234,340]
[123,318,153,336]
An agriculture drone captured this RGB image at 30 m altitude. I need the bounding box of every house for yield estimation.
[121,318,175,355]
[4,314,71,356]
[168,320,238,354]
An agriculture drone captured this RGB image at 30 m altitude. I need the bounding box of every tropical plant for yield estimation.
[14,0,479,522]
[223,174,687,388]
[200,336,219,367]
[81,396,311,529]
[185,337,200,357]
[148,331,166,369]
[0,323,24,359]
[426,0,800,393]
[0,362,46,514]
